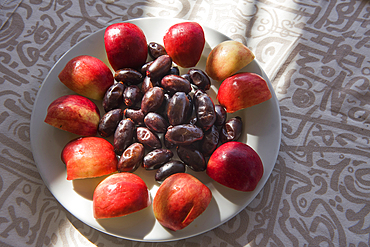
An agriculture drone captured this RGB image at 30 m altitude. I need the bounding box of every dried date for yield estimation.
[188,69,211,91]
[102,82,124,112]
[147,55,172,80]
[220,116,243,143]
[98,109,123,137]
[165,124,204,145]
[136,127,162,150]
[177,145,206,171]
[118,143,145,172]
[114,68,143,85]
[167,92,190,126]
[113,118,135,155]
[141,86,164,114]
[155,160,186,183]
[144,112,169,133]
[161,74,192,94]
[194,90,216,131]
[142,148,173,170]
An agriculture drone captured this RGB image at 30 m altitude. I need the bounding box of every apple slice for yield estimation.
[58,55,114,100]
[61,137,118,180]
[44,95,100,136]
[206,40,255,81]
[217,72,272,113]
[163,22,205,68]
[153,173,212,231]
[206,141,264,191]
[104,22,148,71]
[93,173,151,219]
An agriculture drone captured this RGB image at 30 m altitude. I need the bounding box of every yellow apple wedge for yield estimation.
[206,40,255,82]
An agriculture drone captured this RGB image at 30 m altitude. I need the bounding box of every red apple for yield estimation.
[44,95,100,136]
[206,141,264,192]
[153,173,212,231]
[206,40,255,81]
[163,22,205,68]
[104,22,148,71]
[93,173,151,219]
[61,137,118,180]
[217,72,272,113]
[58,55,114,100]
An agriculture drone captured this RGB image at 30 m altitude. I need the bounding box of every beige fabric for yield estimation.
[0,0,369,246]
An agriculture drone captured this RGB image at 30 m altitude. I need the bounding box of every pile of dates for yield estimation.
[98,42,243,183]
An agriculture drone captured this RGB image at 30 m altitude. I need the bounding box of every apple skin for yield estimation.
[93,173,151,219]
[61,137,118,180]
[217,72,272,113]
[163,22,205,68]
[206,141,264,192]
[153,173,212,231]
[58,55,114,100]
[104,23,148,71]
[44,95,100,136]
[206,40,255,81]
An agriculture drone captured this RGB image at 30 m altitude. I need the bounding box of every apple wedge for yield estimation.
[153,173,212,231]
[206,141,264,192]
[163,22,205,68]
[58,55,114,100]
[104,23,148,71]
[44,95,100,136]
[61,137,118,180]
[206,40,255,81]
[217,72,272,113]
[93,173,151,219]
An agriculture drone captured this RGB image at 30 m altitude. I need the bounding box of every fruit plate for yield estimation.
[30,17,281,242]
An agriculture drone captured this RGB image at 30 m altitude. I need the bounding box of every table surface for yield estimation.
[1,0,369,246]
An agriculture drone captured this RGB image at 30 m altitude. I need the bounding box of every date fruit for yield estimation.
[144,112,169,133]
[124,108,145,126]
[114,68,143,85]
[147,55,172,80]
[141,87,164,114]
[118,142,145,172]
[155,160,186,183]
[188,69,211,91]
[177,145,206,171]
[200,125,220,157]
[214,104,227,126]
[98,108,123,137]
[165,124,203,145]
[123,85,142,107]
[220,116,243,143]
[114,118,135,155]
[148,42,167,59]
[161,74,192,94]
[194,90,216,131]
[102,82,125,112]
[167,92,190,126]
[136,127,162,150]
[142,148,173,170]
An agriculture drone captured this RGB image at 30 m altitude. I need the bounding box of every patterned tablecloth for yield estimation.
[1,0,369,246]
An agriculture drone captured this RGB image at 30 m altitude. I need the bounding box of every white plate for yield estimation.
[30,17,281,242]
